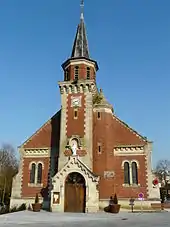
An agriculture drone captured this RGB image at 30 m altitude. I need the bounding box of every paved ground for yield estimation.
[0,210,169,227]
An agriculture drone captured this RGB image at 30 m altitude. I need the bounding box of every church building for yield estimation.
[10,2,160,212]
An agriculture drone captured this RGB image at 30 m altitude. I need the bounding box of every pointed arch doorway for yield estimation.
[64,172,86,213]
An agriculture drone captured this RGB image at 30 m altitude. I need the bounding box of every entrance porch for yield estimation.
[51,156,99,213]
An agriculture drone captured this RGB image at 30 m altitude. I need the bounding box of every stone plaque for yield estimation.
[104,171,115,179]
[53,192,60,204]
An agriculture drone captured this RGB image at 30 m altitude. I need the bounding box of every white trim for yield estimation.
[24,149,49,157]
[114,147,144,156]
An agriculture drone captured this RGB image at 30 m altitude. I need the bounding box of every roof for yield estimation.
[21,111,61,149]
[71,11,89,59]
[112,114,148,146]
[21,109,148,150]
[62,3,99,71]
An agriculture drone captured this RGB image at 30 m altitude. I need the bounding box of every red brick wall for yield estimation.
[93,110,148,199]
[114,155,147,198]
[66,64,95,81]
[93,111,116,198]
[21,157,50,198]
[66,93,85,137]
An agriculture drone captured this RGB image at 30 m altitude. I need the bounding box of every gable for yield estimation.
[53,156,99,182]
[22,110,61,149]
[112,115,148,146]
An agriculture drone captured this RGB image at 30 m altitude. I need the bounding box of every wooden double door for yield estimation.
[64,172,86,213]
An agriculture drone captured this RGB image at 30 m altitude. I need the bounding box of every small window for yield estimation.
[65,69,70,81]
[98,145,101,153]
[87,67,90,79]
[74,66,79,80]
[97,111,101,119]
[98,143,102,154]
[74,109,78,119]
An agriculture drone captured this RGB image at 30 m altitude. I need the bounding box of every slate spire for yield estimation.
[71,0,90,59]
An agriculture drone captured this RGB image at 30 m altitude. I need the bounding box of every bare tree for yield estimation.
[154,159,170,181]
[0,144,19,204]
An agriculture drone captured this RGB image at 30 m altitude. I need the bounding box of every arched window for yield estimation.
[87,67,90,79]
[30,163,36,184]
[124,162,130,184]
[37,163,43,184]
[74,66,79,80]
[132,162,138,184]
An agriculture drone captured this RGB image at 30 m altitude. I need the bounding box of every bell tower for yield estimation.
[58,0,99,170]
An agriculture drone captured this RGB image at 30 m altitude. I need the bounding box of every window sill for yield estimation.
[28,183,43,187]
[122,183,140,187]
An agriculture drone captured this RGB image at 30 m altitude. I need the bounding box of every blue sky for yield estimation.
[0,0,169,167]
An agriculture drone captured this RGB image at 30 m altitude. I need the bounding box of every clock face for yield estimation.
[72,98,79,106]
[71,96,81,107]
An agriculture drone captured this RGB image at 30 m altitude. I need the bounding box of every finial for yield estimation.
[80,0,84,19]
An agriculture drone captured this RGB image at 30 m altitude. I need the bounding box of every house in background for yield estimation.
[10,2,160,212]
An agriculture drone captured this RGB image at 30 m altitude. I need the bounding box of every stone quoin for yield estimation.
[10,1,160,212]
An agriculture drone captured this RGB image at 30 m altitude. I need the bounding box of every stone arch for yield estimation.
[130,160,140,168]
[80,84,84,93]
[69,85,72,93]
[37,161,44,169]
[86,83,90,91]
[121,160,130,169]
[63,85,68,94]
[69,136,81,148]
[29,161,36,170]
[62,169,88,187]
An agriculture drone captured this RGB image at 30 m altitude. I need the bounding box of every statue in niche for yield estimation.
[70,139,78,156]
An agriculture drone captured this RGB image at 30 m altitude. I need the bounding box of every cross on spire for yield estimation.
[80,0,84,19]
